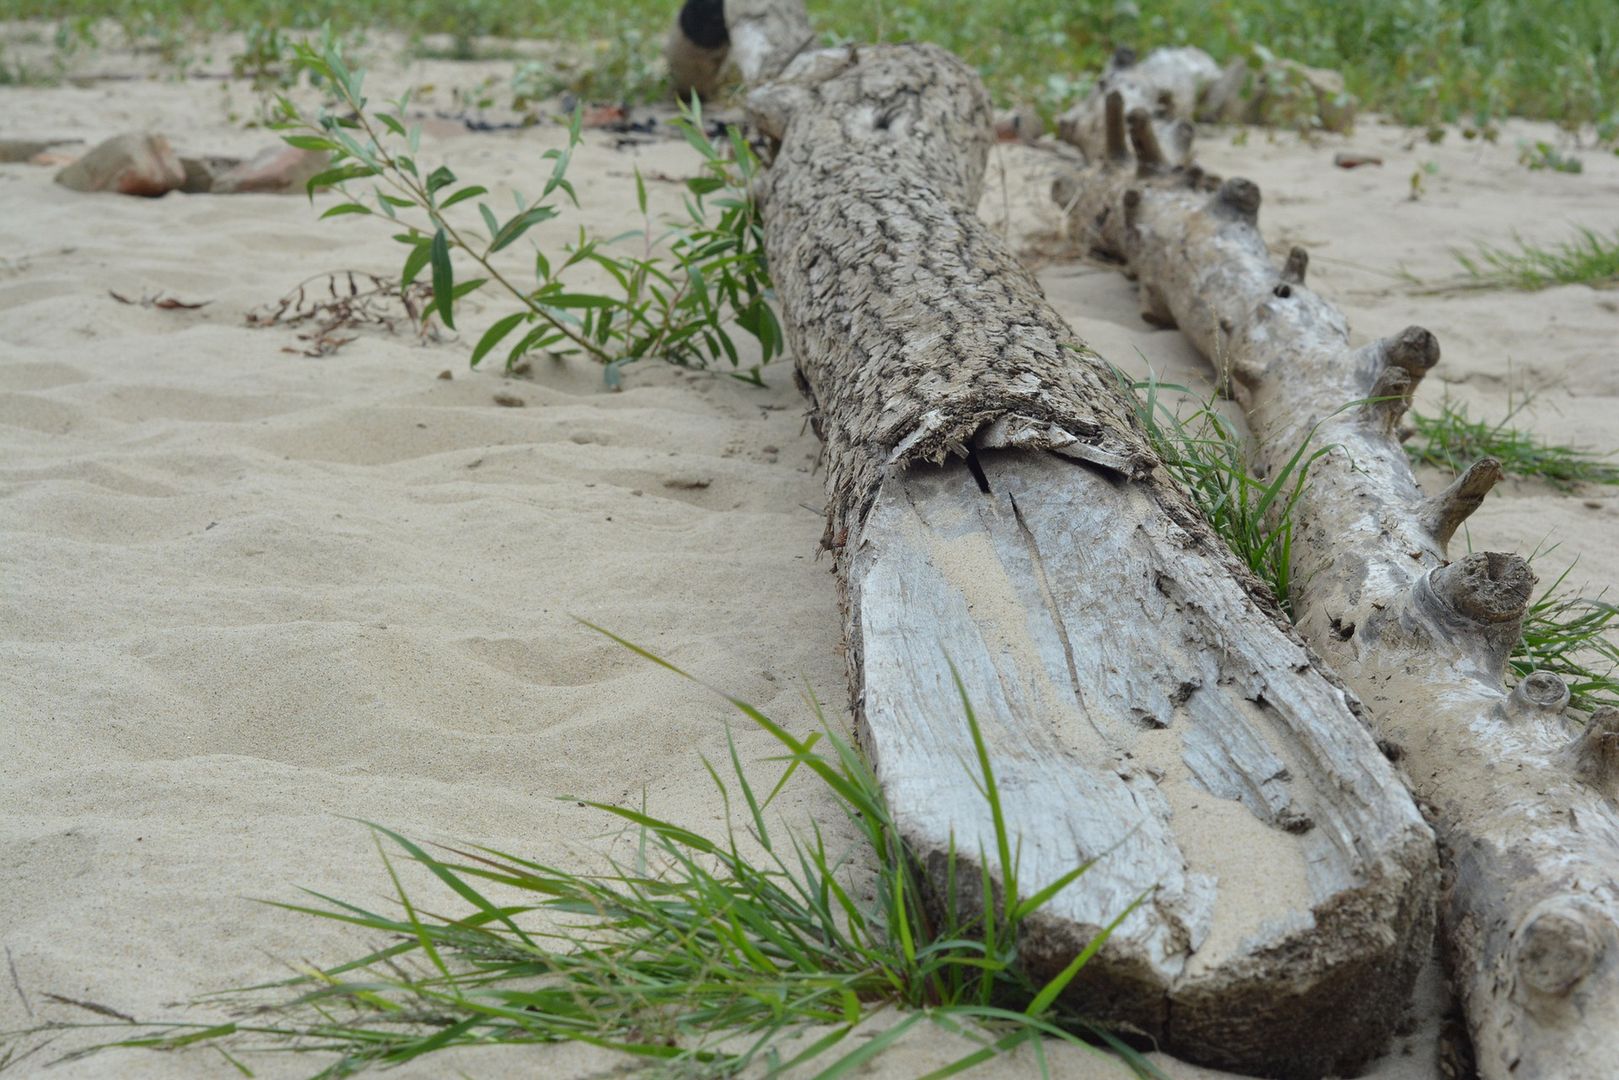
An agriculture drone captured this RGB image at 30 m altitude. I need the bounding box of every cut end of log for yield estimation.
[1569,706,1619,794]
[1213,177,1260,223]
[1430,552,1535,626]
[1282,245,1308,285]
[1126,106,1167,174]
[1507,670,1571,720]
[1421,457,1504,549]
[1514,898,1607,997]
[1104,90,1128,164]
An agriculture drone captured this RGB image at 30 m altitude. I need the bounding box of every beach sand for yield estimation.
[3,28,1616,1079]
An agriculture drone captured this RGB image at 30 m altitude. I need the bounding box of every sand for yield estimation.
[3,26,1616,1080]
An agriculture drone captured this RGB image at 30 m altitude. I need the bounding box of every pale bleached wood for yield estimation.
[745,41,1438,1077]
[1053,108,1619,1080]
[1055,47,1217,167]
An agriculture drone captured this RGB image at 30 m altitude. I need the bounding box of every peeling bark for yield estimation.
[746,41,1437,1077]
[1053,103,1619,1080]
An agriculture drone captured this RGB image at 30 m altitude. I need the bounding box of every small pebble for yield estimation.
[437,370,453,380]
[493,393,526,408]
[1585,500,1603,510]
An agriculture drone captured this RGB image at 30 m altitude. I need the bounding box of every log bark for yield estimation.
[745,40,1438,1077]
[1053,102,1619,1080]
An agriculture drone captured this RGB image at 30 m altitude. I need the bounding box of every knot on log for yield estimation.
[1414,553,1534,677]
[1363,326,1440,433]
[1431,552,1535,625]
[1213,177,1260,223]
[1103,90,1128,164]
[1507,670,1571,720]
[1568,707,1619,795]
[1421,457,1503,549]
[1281,246,1308,285]
[1386,325,1441,377]
[1514,898,1607,997]
[1126,106,1168,174]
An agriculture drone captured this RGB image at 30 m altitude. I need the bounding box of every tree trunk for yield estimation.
[743,38,1438,1077]
[1053,94,1619,1080]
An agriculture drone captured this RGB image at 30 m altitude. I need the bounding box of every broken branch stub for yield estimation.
[749,38,1436,1077]
[1052,105,1619,1080]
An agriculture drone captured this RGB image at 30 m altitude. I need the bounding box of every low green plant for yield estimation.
[275,36,782,386]
[7,636,1155,1079]
[1125,373,1329,618]
[510,25,668,107]
[1516,560,1619,712]
[1406,397,1619,490]
[1518,139,1583,173]
[1454,227,1619,290]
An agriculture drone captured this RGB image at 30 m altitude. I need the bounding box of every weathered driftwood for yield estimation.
[1056,47,1215,167]
[745,39,1438,1076]
[1053,101,1619,1080]
[1054,46,1356,168]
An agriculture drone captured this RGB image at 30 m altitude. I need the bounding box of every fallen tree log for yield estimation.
[1053,46,1356,169]
[1053,97,1619,1080]
[719,26,1441,1076]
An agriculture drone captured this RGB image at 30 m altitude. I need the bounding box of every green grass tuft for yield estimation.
[1406,397,1619,491]
[1126,373,1328,618]
[4,634,1157,1080]
[1516,556,1619,713]
[1454,227,1619,291]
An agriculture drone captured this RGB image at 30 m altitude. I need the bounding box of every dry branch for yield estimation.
[1053,93,1619,1080]
[737,28,1438,1076]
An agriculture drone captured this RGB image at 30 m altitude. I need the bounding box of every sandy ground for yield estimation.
[3,26,1617,1080]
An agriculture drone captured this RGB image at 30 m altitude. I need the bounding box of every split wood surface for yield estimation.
[677,9,1445,1072]
[1053,78,1619,1080]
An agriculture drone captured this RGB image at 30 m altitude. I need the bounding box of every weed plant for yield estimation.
[1517,560,1619,712]
[3,638,1155,1079]
[1125,373,1328,618]
[1453,227,1619,291]
[1406,397,1619,490]
[277,37,781,385]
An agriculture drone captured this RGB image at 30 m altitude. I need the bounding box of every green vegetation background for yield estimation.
[32,0,1619,133]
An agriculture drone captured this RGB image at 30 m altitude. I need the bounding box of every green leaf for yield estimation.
[544,293,618,308]
[304,162,377,199]
[471,313,528,368]
[401,242,432,288]
[281,134,335,151]
[440,184,488,210]
[426,164,456,196]
[450,277,487,301]
[490,205,561,254]
[319,202,372,219]
[429,228,455,329]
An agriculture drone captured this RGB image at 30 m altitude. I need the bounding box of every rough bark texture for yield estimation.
[749,42,1438,1077]
[1054,104,1619,1080]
